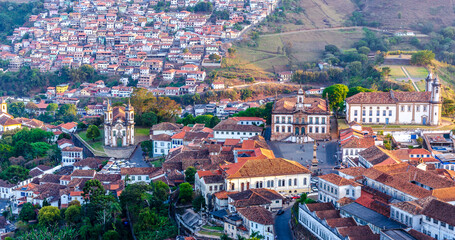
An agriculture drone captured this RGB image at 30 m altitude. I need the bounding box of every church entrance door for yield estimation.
[117,138,122,147]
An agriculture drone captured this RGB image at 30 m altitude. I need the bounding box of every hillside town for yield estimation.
[0,0,279,95]
[0,74,453,240]
[0,0,453,239]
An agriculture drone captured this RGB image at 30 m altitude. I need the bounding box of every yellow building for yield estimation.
[0,99,21,133]
[56,84,69,94]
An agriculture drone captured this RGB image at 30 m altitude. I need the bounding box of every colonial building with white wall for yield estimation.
[221,158,311,196]
[213,117,263,141]
[317,173,362,207]
[237,206,275,240]
[61,146,83,166]
[391,197,455,240]
[271,89,331,143]
[345,74,442,126]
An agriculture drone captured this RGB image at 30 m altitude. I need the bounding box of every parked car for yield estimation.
[291,195,300,199]
[277,209,284,215]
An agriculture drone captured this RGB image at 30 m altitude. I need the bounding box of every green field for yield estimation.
[405,66,428,80]
[202,225,224,231]
[236,28,364,72]
[135,127,150,137]
[198,231,223,237]
[381,65,406,80]
[78,129,105,153]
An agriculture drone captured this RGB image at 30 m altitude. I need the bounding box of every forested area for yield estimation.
[11,181,176,240]
[292,29,413,92]
[0,65,110,97]
[0,1,45,43]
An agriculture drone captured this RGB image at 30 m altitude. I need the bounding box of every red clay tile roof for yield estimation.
[318,173,361,187]
[221,158,310,179]
[237,206,274,225]
[346,91,431,104]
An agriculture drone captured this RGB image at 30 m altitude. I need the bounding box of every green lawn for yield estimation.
[404,66,428,80]
[203,225,224,231]
[381,65,406,80]
[198,231,223,237]
[337,119,349,130]
[135,127,150,137]
[415,80,426,92]
[78,130,105,152]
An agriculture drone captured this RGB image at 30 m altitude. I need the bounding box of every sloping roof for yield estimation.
[151,133,172,141]
[318,173,361,187]
[73,157,104,169]
[213,118,263,132]
[273,96,329,114]
[120,167,161,176]
[221,158,310,179]
[359,145,401,166]
[338,167,367,178]
[237,206,274,225]
[228,188,283,208]
[151,122,182,131]
[420,198,455,226]
[340,202,405,230]
[346,91,431,104]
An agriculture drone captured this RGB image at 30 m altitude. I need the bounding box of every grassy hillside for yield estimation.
[258,0,356,33]
[236,28,364,72]
[358,0,455,30]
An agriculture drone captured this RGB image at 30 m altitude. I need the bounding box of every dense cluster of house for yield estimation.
[1,0,279,95]
[147,116,313,238]
[297,125,455,239]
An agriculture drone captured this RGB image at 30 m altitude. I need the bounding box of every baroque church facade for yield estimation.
[345,73,442,126]
[271,89,331,143]
[104,99,135,147]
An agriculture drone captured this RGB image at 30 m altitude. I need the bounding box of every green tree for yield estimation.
[209,54,221,62]
[0,165,29,184]
[82,179,105,203]
[19,202,36,222]
[38,206,61,226]
[139,112,158,127]
[227,48,236,57]
[347,86,374,98]
[192,194,206,212]
[46,103,58,113]
[208,115,220,128]
[8,102,26,117]
[178,182,193,204]
[240,89,253,100]
[77,122,87,130]
[411,50,435,66]
[57,104,77,122]
[65,204,81,225]
[185,167,197,184]
[103,230,120,240]
[86,125,100,141]
[152,180,170,202]
[322,84,349,114]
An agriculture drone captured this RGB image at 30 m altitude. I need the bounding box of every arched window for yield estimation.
[231,183,235,190]
[288,179,292,186]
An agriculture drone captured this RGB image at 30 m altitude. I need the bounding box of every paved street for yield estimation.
[274,205,293,240]
[128,145,150,167]
[268,141,340,174]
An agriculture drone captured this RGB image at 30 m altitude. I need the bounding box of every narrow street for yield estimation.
[274,205,293,240]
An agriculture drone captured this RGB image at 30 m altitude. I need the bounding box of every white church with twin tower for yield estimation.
[345,73,442,126]
[104,99,135,147]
